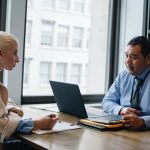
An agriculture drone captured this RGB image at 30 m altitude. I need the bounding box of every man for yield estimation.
[102,36,150,130]
[0,31,58,143]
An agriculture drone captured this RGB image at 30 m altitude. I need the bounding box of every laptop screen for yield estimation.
[50,81,88,118]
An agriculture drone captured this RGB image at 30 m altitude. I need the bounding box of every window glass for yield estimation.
[23,0,110,96]
[25,20,32,46]
[73,0,85,13]
[41,20,54,46]
[58,0,70,10]
[42,0,55,8]
[57,25,69,47]
[72,27,83,48]
[56,63,67,82]
[39,62,51,84]
[28,0,33,7]
[23,58,31,85]
[71,64,81,84]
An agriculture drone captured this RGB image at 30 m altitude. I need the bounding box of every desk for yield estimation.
[17,105,150,150]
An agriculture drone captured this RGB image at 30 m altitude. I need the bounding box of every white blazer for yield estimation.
[0,98,21,143]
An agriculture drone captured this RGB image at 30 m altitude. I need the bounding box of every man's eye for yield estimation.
[130,56,137,60]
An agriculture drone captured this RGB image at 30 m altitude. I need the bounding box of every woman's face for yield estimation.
[0,42,19,70]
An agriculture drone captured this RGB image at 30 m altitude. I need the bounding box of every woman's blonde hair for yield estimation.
[0,31,19,51]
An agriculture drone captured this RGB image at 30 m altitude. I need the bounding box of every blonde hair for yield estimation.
[0,31,19,51]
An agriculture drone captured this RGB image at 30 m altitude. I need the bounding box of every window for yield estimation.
[23,58,31,85]
[41,20,54,46]
[73,0,85,13]
[86,29,90,49]
[72,27,84,48]
[22,0,110,97]
[146,0,150,39]
[71,64,81,84]
[42,0,55,9]
[25,20,32,46]
[56,63,67,82]
[57,25,69,47]
[5,0,146,104]
[27,0,33,7]
[58,0,70,11]
[39,62,51,84]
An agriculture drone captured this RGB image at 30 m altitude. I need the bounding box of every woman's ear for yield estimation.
[0,49,3,57]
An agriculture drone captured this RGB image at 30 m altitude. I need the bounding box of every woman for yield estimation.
[0,31,58,143]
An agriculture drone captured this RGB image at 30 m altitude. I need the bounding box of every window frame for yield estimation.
[21,0,120,104]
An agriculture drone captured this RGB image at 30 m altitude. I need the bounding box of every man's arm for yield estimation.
[102,74,123,115]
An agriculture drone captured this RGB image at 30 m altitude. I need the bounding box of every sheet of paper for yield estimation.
[30,104,59,112]
[32,121,81,134]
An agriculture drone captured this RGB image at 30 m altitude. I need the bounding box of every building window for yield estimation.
[27,0,33,7]
[42,0,55,9]
[39,62,51,84]
[73,0,85,13]
[57,25,69,47]
[23,58,31,85]
[71,64,81,84]
[58,0,70,11]
[86,29,90,49]
[25,20,32,46]
[72,27,83,48]
[41,20,54,46]
[56,63,67,82]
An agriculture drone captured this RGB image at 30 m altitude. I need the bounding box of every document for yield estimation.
[32,121,81,134]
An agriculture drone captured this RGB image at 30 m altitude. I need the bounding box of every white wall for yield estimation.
[118,0,144,72]
[4,0,26,104]
[125,0,144,43]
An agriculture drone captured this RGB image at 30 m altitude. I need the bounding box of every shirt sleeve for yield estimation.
[102,73,123,115]
[140,116,150,129]
[16,118,34,134]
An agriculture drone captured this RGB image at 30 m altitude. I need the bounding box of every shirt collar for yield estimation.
[137,65,150,80]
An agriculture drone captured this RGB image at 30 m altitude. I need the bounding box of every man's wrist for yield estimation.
[141,118,146,129]
[118,108,123,115]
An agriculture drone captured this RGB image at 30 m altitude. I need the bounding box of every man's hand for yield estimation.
[119,107,140,116]
[123,114,145,130]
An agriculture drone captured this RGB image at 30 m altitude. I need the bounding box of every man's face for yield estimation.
[125,44,150,76]
[0,42,19,70]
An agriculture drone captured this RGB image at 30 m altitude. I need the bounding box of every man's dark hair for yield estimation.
[127,36,150,58]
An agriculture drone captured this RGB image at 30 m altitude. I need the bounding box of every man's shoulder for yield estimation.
[117,69,133,81]
[118,69,130,77]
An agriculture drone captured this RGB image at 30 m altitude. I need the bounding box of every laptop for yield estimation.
[49,81,123,124]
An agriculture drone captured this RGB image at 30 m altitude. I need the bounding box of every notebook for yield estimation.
[49,81,123,124]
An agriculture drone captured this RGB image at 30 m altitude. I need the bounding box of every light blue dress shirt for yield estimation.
[102,65,150,128]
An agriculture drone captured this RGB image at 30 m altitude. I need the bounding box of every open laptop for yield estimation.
[49,81,123,124]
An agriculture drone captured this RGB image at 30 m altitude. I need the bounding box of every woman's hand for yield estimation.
[8,107,24,117]
[33,114,59,130]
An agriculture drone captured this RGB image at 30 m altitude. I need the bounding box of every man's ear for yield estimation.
[146,53,150,65]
